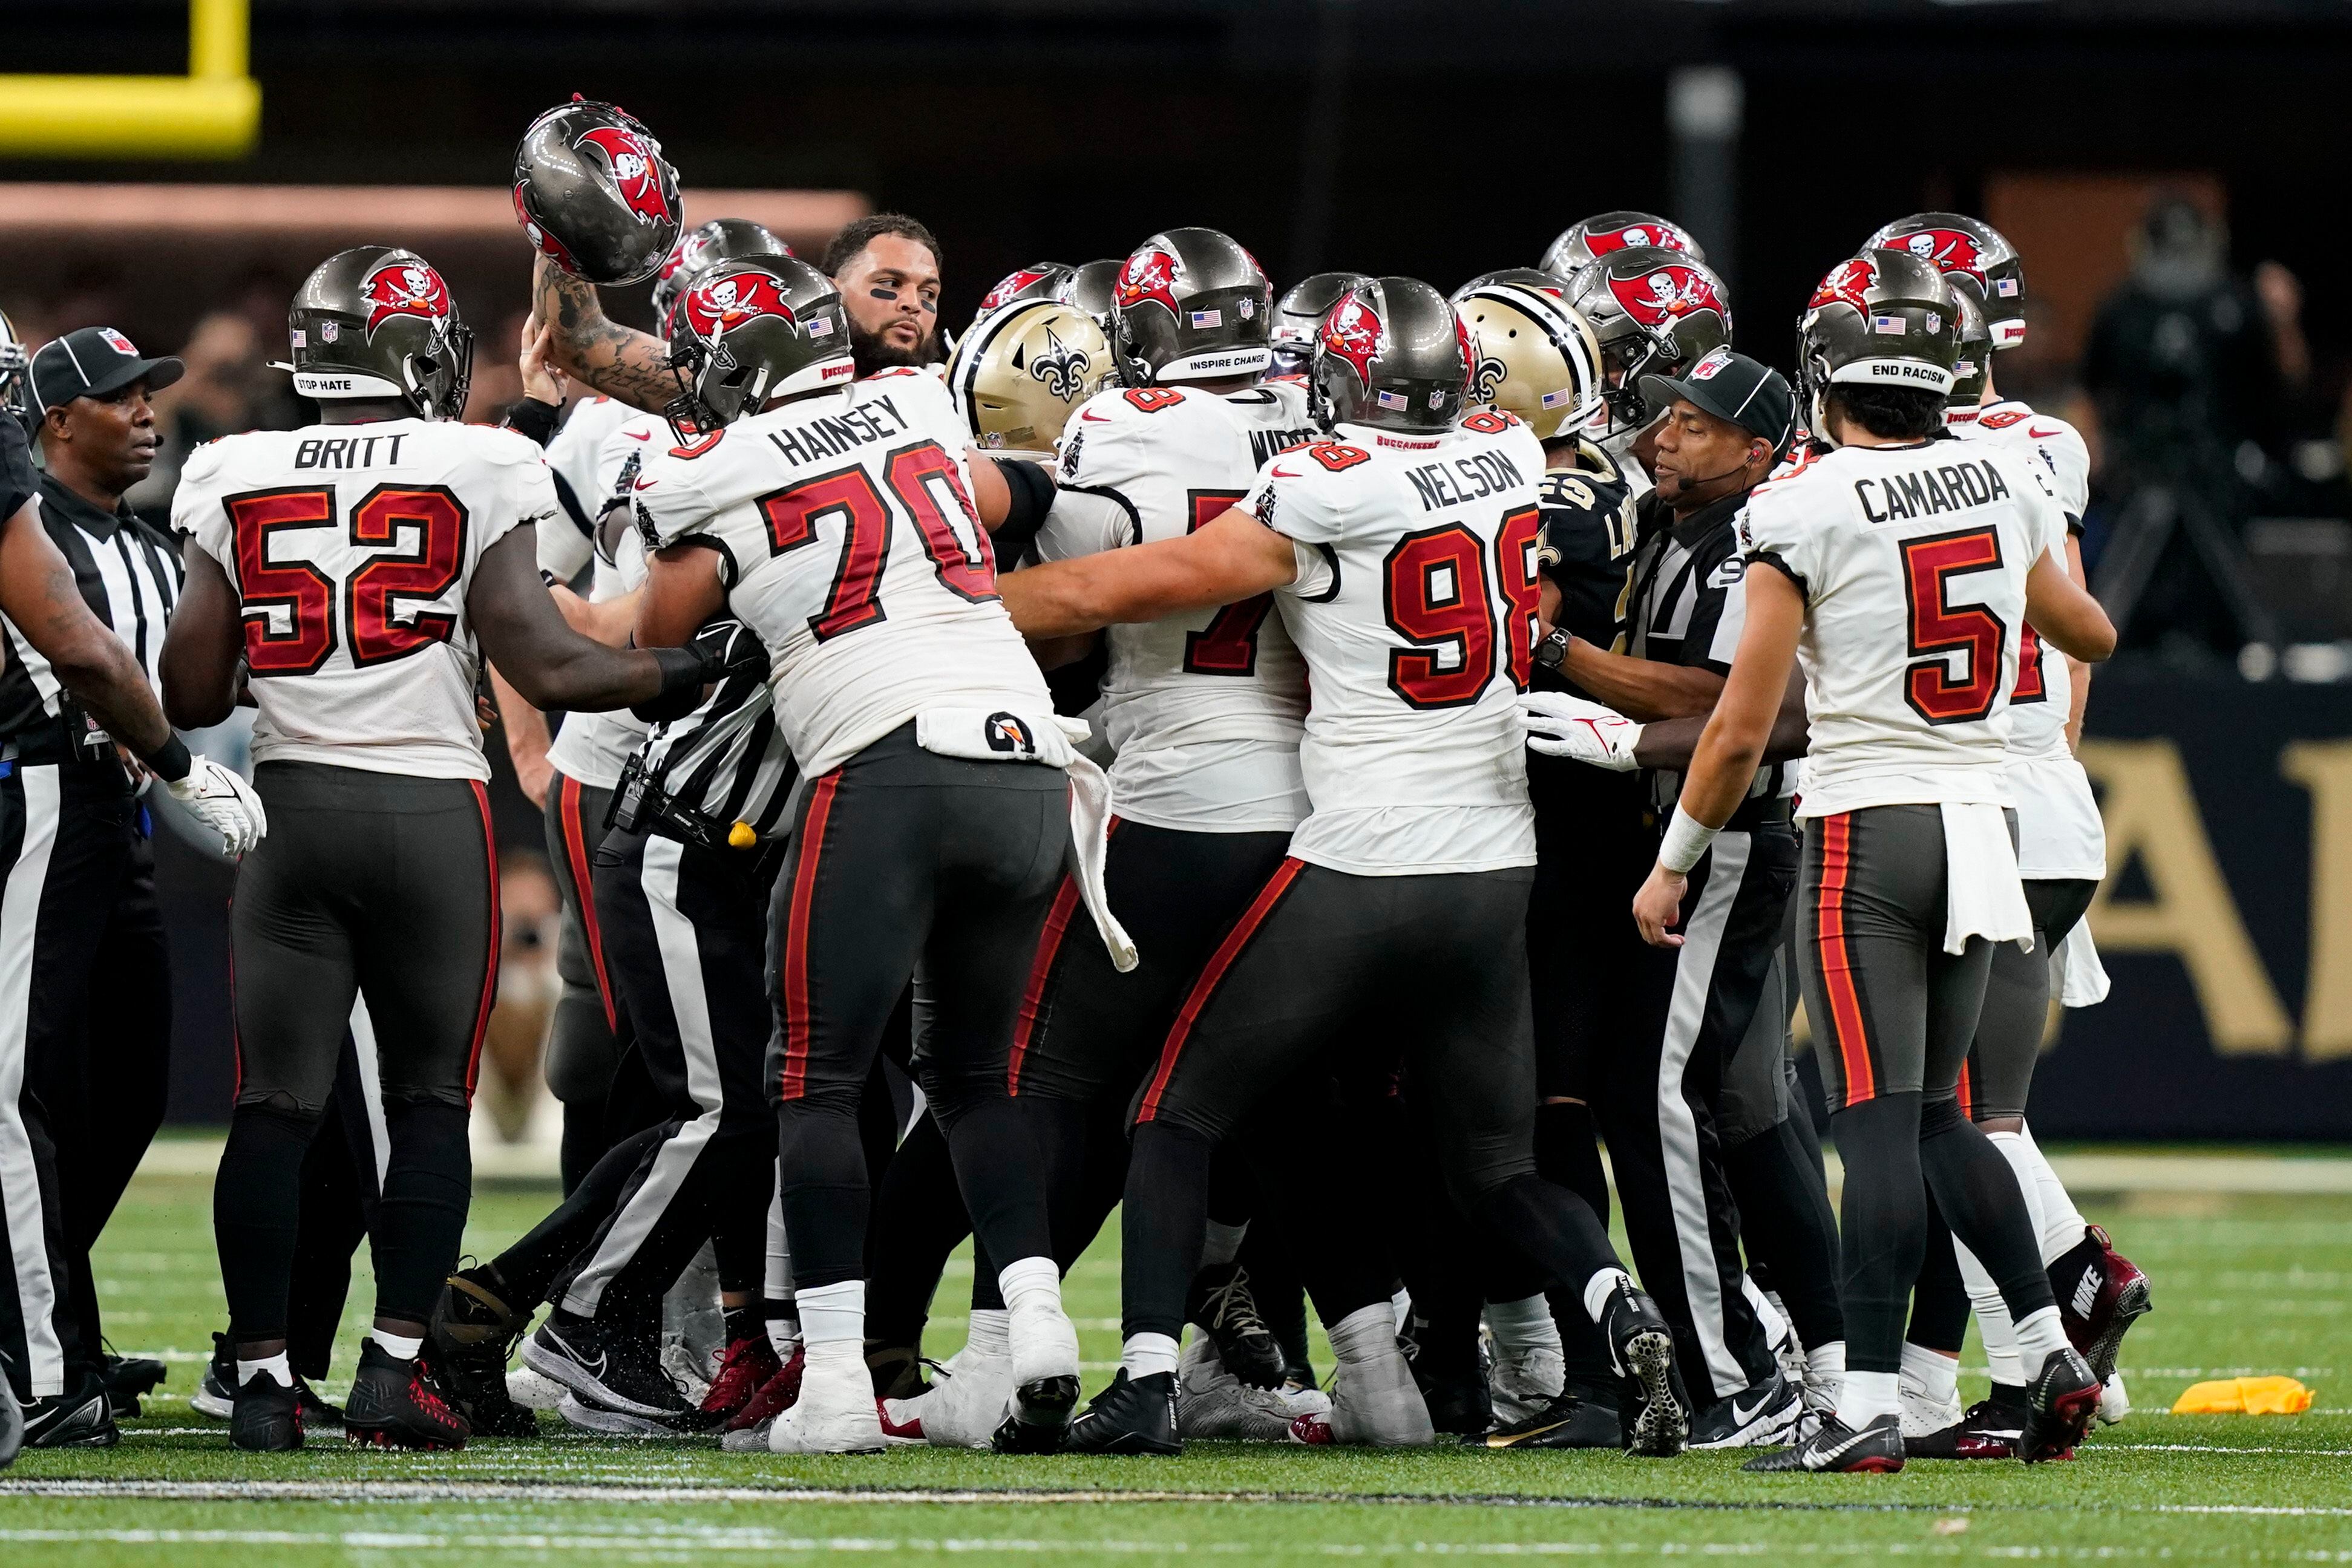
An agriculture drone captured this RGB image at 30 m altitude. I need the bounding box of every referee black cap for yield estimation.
[30,327,184,416]
[1639,347,1795,461]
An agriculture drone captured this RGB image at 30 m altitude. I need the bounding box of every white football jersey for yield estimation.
[545,412,659,791]
[1035,379,1318,831]
[1950,400,2105,877]
[1240,413,1545,876]
[540,395,639,583]
[630,369,1050,777]
[1738,437,2069,821]
[176,418,551,781]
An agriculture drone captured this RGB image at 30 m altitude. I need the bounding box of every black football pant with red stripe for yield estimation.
[1005,818,1293,1267]
[543,773,652,1194]
[1798,804,2057,1377]
[217,762,497,1342]
[1118,861,1622,1345]
[767,726,1067,1294]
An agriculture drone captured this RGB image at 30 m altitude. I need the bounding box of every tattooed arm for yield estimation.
[533,255,683,416]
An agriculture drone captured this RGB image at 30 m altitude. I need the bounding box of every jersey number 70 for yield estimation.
[756,441,995,642]
[1382,506,1542,708]
[226,485,468,676]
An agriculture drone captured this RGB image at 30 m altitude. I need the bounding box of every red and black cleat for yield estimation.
[1902,1397,2029,1460]
[724,1343,805,1434]
[343,1341,471,1451]
[699,1334,783,1425]
[2021,1347,2101,1464]
[2052,1226,2152,1385]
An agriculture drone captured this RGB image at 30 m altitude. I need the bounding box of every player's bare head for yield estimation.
[825,214,943,370]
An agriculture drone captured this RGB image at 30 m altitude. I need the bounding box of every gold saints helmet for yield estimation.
[1454,279,1603,442]
[945,299,1112,457]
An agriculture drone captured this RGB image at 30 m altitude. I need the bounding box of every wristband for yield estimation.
[1658,804,1718,875]
[147,735,192,783]
[502,396,563,448]
[632,646,709,724]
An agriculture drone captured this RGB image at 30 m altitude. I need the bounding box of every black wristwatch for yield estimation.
[1532,627,1571,672]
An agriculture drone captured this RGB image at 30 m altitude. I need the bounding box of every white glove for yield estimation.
[166,755,269,857]
[1518,691,1643,771]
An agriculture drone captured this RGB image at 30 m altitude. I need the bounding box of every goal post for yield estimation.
[0,0,260,159]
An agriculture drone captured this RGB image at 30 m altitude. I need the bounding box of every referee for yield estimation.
[0,324,261,1453]
[1546,350,1803,1445]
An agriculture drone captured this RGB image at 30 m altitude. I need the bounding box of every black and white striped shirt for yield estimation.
[0,473,182,742]
[638,656,799,842]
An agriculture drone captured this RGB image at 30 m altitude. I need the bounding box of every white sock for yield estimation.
[1581,1268,1634,1324]
[766,1312,801,1357]
[373,1331,422,1362]
[964,1306,1010,1355]
[1328,1303,1398,1364]
[1119,1332,1180,1381]
[1900,1341,1959,1406]
[2017,1123,2090,1261]
[1483,1295,1561,1357]
[997,1255,1064,1318]
[797,1279,865,1350]
[1389,1287,1413,1336]
[1956,1235,2026,1386]
[1200,1220,1247,1270]
[1806,1339,1846,1390]
[1836,1369,1900,1429]
[2012,1305,2069,1374]
[236,1351,293,1388]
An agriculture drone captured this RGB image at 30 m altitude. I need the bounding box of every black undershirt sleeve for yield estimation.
[985,456,1056,564]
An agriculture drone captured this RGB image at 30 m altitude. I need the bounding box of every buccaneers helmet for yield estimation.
[1269,272,1371,378]
[1057,260,1122,344]
[1311,276,1472,436]
[1864,212,2025,350]
[513,97,682,286]
[285,246,474,419]
[946,299,1113,457]
[652,220,794,334]
[1795,249,1957,442]
[1944,274,1993,414]
[1456,280,1603,442]
[1112,229,1273,385]
[1565,245,1733,437]
[1540,212,1705,279]
[970,264,1075,333]
[0,308,27,423]
[665,256,853,439]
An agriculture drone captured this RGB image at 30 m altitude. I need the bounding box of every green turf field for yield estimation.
[6,1159,2350,1564]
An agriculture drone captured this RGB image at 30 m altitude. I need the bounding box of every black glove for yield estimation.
[634,619,768,723]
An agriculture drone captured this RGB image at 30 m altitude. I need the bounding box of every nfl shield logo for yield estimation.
[98,327,137,357]
[320,321,339,344]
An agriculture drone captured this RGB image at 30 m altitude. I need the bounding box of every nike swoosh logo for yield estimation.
[1810,1426,1877,1466]
[1081,409,1112,423]
[1489,1418,1571,1446]
[1270,466,1300,479]
[634,479,657,490]
[1729,1390,1773,1426]
[624,430,651,442]
[2028,424,2063,439]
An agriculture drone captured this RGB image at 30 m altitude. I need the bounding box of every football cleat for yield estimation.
[1689,1370,1804,1450]
[1177,1331,1325,1442]
[429,1267,540,1436]
[1469,1391,1622,1450]
[721,1418,775,1452]
[2020,1346,2101,1464]
[0,1371,20,1469]
[997,1291,1081,1454]
[229,1370,304,1452]
[191,1333,236,1419]
[727,1344,805,1434]
[98,1350,168,1419]
[2097,1372,2131,1426]
[1602,1282,1690,1458]
[22,1378,118,1449]
[888,1342,1013,1449]
[699,1333,782,1425]
[864,1341,929,1402]
[342,1341,470,1451]
[1067,1368,1181,1455]
[2051,1226,2151,1385]
[1743,1412,1904,1473]
[1903,1396,2028,1460]
[767,1354,886,1454]
[521,1308,692,1420]
[1186,1264,1287,1391]
[558,1393,692,1437]
[1486,1341,1566,1428]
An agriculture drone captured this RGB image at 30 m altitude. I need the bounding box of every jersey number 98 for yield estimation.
[1381,506,1542,708]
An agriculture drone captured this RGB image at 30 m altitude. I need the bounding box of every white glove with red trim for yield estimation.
[1518,692,1642,771]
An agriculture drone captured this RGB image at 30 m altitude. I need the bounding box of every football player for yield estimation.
[1561,246,1733,493]
[1538,211,1706,279]
[626,253,1103,1455]
[1868,213,2147,1452]
[1269,272,1372,378]
[160,247,749,1452]
[998,275,1691,1459]
[1631,248,2114,1474]
[966,263,1075,335]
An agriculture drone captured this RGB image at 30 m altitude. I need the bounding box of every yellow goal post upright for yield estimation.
[0,0,260,158]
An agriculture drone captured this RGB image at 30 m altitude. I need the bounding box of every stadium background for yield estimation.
[5,0,2348,1140]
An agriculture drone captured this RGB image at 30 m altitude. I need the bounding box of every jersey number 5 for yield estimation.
[1899,526,2009,724]
[226,485,468,676]
[1382,506,1542,708]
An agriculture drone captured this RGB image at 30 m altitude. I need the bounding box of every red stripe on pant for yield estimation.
[1956,1059,1975,1120]
[1135,855,1305,1126]
[1816,812,1876,1105]
[560,773,618,1032]
[465,779,503,1099]
[1007,815,1121,1096]
[778,773,841,1103]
